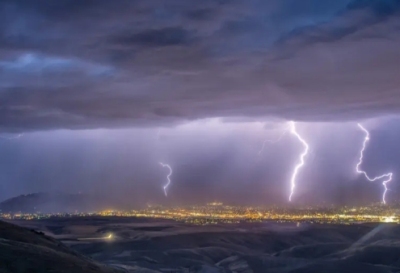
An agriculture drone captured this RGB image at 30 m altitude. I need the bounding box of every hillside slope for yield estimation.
[0,220,120,273]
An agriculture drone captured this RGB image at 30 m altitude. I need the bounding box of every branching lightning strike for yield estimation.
[288,121,309,202]
[258,129,288,155]
[356,123,393,204]
[159,162,173,196]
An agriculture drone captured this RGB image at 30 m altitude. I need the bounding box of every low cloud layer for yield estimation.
[1,0,400,131]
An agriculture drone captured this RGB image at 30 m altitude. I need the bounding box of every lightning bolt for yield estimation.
[356,123,393,204]
[288,121,309,202]
[258,129,288,155]
[159,162,173,196]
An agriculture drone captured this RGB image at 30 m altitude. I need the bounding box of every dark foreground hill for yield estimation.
[4,217,400,272]
[0,220,120,273]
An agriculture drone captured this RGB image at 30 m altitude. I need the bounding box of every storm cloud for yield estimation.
[1,0,400,131]
[2,1,400,206]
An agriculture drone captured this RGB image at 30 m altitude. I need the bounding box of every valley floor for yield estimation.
[3,217,400,273]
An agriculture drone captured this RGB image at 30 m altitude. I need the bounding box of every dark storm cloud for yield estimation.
[113,27,194,47]
[185,8,217,21]
[1,0,400,131]
[347,0,400,15]
[276,0,400,48]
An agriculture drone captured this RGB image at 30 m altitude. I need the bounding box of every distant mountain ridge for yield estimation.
[0,192,100,214]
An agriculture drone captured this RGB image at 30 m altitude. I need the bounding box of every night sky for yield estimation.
[1,0,400,206]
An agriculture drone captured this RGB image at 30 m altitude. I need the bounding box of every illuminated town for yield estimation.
[1,202,399,225]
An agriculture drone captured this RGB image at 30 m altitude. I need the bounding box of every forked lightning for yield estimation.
[356,123,393,204]
[288,121,309,202]
[258,128,289,155]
